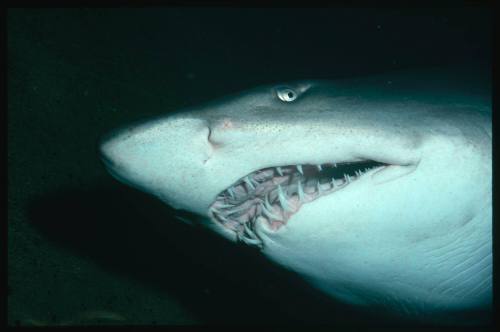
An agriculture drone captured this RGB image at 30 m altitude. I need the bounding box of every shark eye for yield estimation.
[276,87,298,102]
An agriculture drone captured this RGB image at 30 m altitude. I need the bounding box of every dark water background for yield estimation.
[7,7,491,326]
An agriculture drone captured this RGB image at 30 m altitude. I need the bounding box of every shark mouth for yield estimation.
[209,160,387,248]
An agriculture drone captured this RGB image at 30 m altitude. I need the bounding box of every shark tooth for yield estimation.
[277,184,294,212]
[244,176,255,190]
[260,202,283,221]
[297,179,305,202]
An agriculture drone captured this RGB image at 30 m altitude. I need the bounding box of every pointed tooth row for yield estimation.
[225,162,378,200]
[212,162,384,244]
[222,162,373,207]
[292,166,371,199]
[218,166,369,220]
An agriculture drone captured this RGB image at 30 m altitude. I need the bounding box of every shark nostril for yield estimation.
[220,118,234,129]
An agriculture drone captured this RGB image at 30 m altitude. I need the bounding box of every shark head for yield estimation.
[100,75,491,323]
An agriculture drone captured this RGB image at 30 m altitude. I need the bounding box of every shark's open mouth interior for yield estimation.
[209,160,387,247]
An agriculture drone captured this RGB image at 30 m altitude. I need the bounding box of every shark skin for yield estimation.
[99,69,491,325]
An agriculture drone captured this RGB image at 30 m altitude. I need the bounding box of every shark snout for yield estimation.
[98,129,120,167]
[98,125,142,188]
[98,124,136,169]
[98,116,218,211]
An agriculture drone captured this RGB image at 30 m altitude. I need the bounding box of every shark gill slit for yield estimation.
[209,160,387,248]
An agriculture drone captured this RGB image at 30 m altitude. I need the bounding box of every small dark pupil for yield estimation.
[287,92,294,98]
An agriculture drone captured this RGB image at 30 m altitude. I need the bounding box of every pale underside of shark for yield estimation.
[99,67,491,324]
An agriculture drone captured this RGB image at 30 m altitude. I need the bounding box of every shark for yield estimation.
[99,67,491,324]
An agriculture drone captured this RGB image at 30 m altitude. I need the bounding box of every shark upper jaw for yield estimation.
[207,158,417,247]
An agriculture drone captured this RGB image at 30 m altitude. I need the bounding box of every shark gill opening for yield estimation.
[209,160,387,248]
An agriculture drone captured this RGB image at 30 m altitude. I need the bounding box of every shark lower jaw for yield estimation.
[208,160,389,248]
